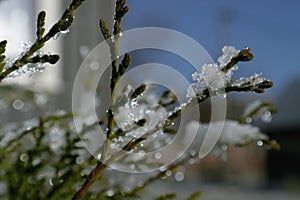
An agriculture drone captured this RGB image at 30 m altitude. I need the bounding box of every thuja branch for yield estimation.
[226,80,273,93]
[0,0,86,81]
[72,1,129,199]
[72,77,273,199]
[221,47,253,73]
[98,0,129,145]
[72,45,273,199]
[2,113,73,152]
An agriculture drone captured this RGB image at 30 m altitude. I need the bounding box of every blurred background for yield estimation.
[0,0,299,199]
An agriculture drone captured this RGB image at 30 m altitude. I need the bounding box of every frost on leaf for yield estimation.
[232,73,267,88]
[218,46,239,81]
[217,46,239,68]
[113,86,167,140]
[217,120,268,146]
[188,120,268,147]
[3,41,46,78]
[202,64,226,92]
[187,63,226,100]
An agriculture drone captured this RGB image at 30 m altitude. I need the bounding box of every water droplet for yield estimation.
[97,154,102,160]
[79,46,90,58]
[189,150,196,157]
[261,111,272,123]
[159,166,167,172]
[106,190,114,197]
[137,181,144,187]
[221,145,228,151]
[257,140,263,147]
[35,94,47,106]
[122,186,130,192]
[32,158,41,166]
[154,152,162,160]
[110,36,115,43]
[53,29,70,40]
[245,117,252,123]
[130,164,136,169]
[165,170,172,176]
[20,153,29,162]
[90,61,99,70]
[188,158,196,165]
[12,99,24,110]
[53,33,60,40]
[138,150,145,157]
[76,156,84,165]
[174,172,184,182]
[49,178,53,186]
[81,169,90,177]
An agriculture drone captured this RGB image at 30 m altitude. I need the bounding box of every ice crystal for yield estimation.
[187,120,268,147]
[48,125,66,152]
[232,73,267,87]
[218,46,240,81]
[217,45,239,68]
[7,62,46,78]
[217,120,268,146]
[3,41,46,78]
[114,101,167,139]
[202,64,226,91]
[187,63,226,100]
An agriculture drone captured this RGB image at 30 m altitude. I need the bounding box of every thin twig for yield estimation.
[0,0,86,81]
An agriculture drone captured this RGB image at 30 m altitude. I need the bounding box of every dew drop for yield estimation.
[189,150,196,157]
[106,190,114,197]
[138,150,145,157]
[49,178,53,186]
[261,111,272,123]
[32,158,41,166]
[110,36,115,43]
[165,170,172,176]
[245,117,252,123]
[188,158,196,165]
[12,99,24,110]
[154,152,162,160]
[53,33,60,40]
[20,153,29,162]
[174,172,184,182]
[90,61,99,70]
[76,156,84,165]
[130,164,136,169]
[53,29,70,40]
[257,140,263,147]
[79,46,90,58]
[137,180,144,187]
[159,166,167,172]
[221,144,228,151]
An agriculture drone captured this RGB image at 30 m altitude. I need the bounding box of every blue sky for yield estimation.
[124,0,300,99]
